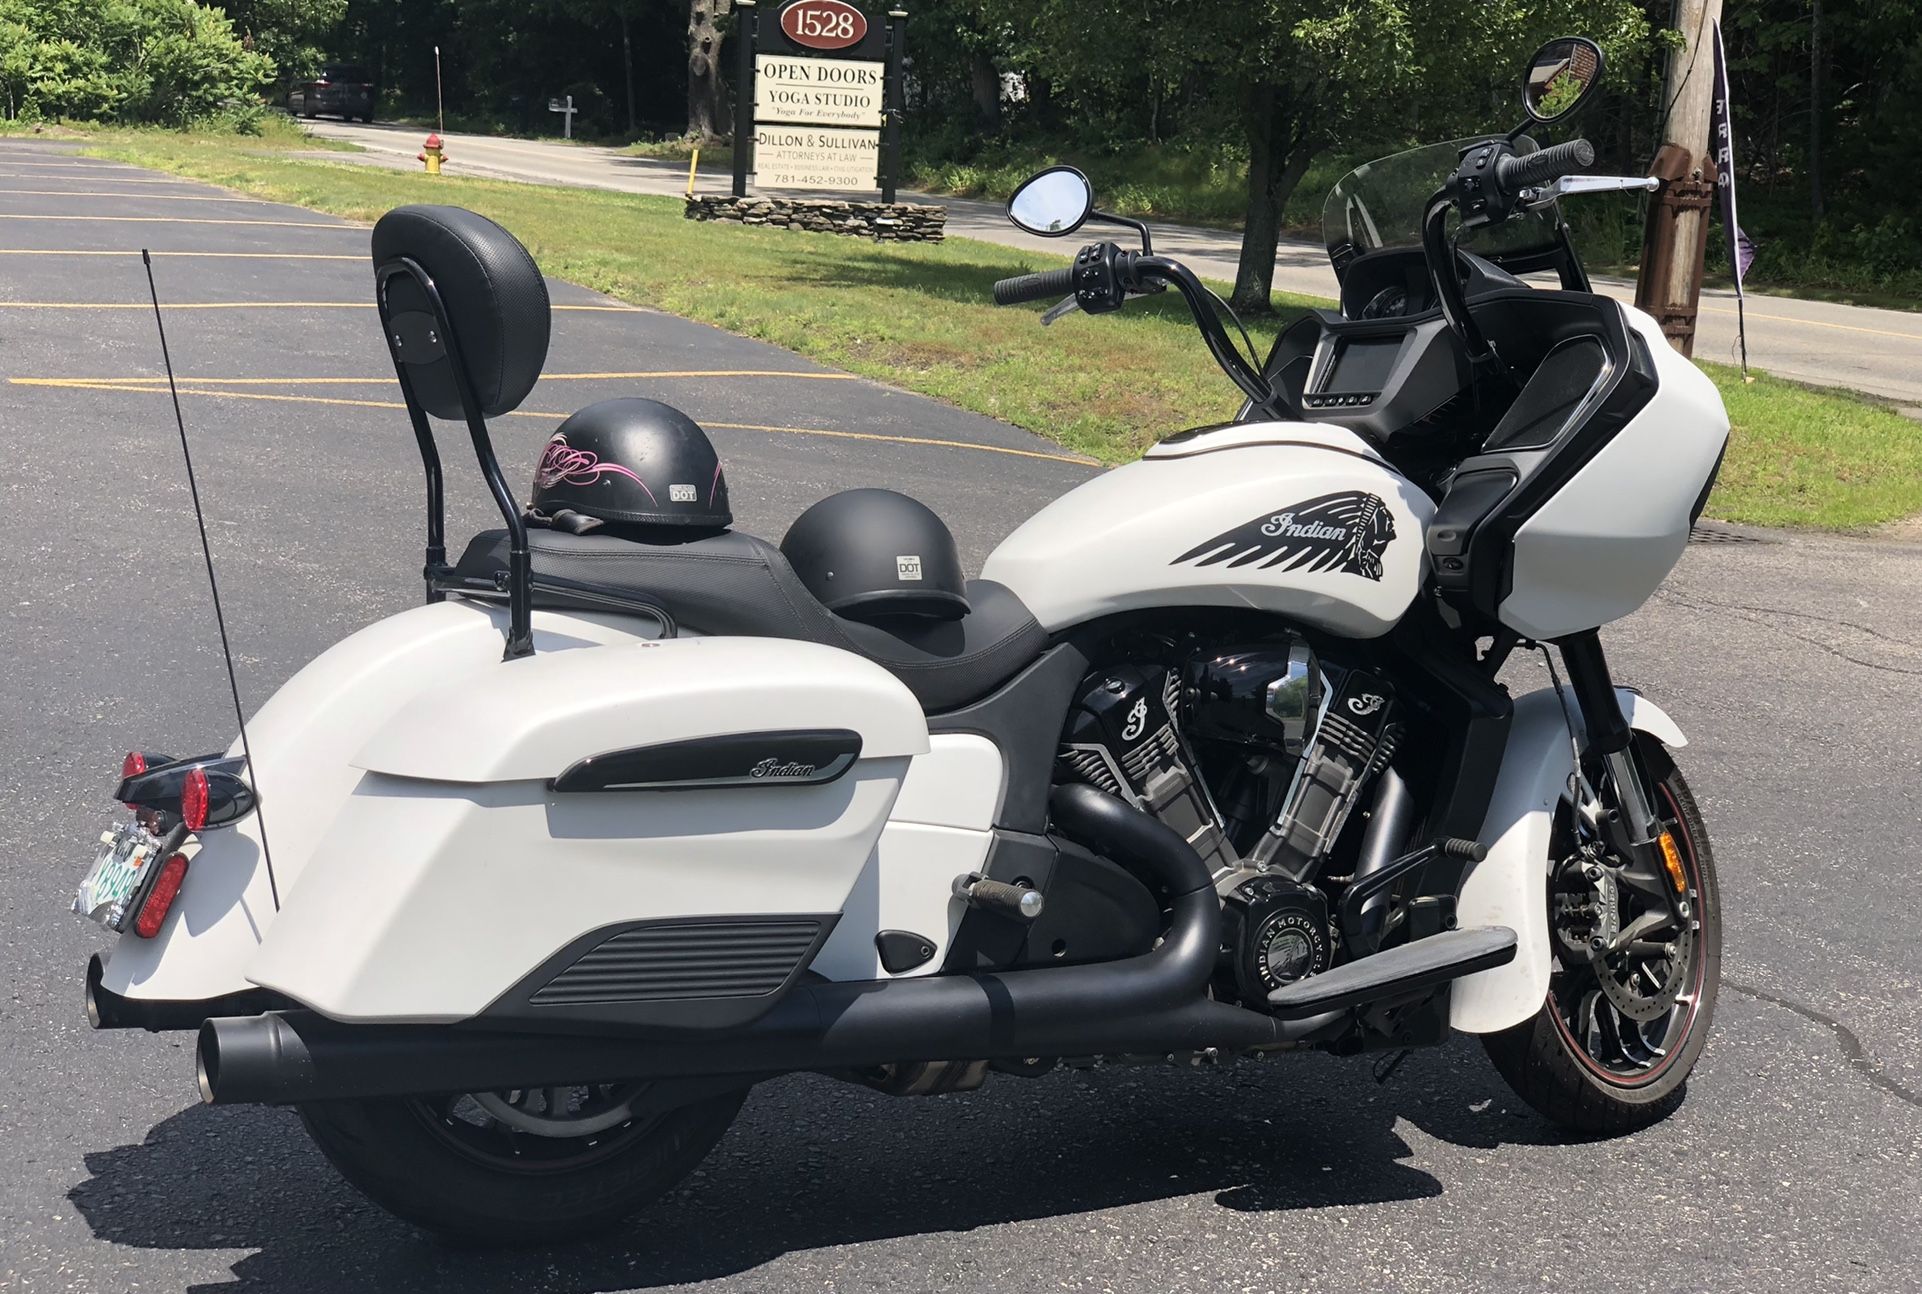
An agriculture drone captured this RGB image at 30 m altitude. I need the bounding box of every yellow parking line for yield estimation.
[0,250,365,259]
[0,160,141,169]
[0,189,286,204]
[0,301,642,312]
[0,213,359,229]
[1698,303,1922,343]
[0,172,213,184]
[11,378,1099,466]
[26,370,856,386]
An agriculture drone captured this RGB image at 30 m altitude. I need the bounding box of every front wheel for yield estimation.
[299,1082,746,1245]
[1483,742,1720,1134]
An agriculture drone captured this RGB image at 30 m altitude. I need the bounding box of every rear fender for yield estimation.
[1449,687,1685,1034]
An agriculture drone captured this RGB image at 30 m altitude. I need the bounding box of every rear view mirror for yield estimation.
[1522,37,1605,123]
[1007,166,1095,237]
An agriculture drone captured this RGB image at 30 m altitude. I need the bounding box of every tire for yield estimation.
[299,1083,746,1245]
[1482,740,1721,1135]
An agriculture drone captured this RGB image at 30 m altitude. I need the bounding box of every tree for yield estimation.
[973,0,1415,311]
[215,0,349,85]
[686,0,726,140]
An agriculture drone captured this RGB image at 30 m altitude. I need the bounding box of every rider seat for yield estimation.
[453,527,1048,713]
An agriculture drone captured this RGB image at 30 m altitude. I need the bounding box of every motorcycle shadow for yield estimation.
[68,1038,1567,1292]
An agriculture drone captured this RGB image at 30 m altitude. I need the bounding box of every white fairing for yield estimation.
[1450,686,1686,1033]
[1499,306,1729,639]
[984,424,1435,638]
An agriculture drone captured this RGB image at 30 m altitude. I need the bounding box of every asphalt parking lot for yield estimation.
[3,141,1919,1293]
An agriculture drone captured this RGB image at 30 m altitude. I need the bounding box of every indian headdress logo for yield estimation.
[1172,491,1396,581]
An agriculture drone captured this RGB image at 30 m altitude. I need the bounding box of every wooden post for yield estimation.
[1635,0,1724,356]
[732,0,756,198]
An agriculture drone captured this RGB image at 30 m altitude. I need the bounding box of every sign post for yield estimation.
[732,0,757,198]
[547,94,577,140]
[881,9,905,202]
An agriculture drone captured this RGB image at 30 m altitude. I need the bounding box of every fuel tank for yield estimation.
[984,423,1436,638]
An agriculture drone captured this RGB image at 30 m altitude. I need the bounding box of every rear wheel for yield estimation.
[1483,742,1720,1134]
[299,1082,746,1245]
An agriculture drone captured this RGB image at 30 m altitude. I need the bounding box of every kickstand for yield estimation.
[1372,1048,1412,1086]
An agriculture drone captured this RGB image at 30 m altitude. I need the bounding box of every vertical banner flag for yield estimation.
[1709,19,1752,372]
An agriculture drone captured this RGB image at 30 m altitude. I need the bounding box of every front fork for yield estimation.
[1558,632,1663,847]
[1555,632,1692,949]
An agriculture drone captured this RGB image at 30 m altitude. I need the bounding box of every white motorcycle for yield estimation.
[77,39,1727,1244]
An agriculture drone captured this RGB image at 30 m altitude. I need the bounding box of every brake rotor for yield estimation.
[1596,917,1693,1023]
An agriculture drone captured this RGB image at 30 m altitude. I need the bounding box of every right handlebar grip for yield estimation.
[1496,138,1596,191]
[993,266,1077,306]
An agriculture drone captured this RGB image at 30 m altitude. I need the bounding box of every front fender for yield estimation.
[1449,687,1685,1034]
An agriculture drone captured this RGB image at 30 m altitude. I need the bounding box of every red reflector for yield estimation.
[181,766,210,831]
[119,751,147,810]
[134,854,189,938]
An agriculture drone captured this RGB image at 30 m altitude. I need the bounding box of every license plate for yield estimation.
[73,820,165,933]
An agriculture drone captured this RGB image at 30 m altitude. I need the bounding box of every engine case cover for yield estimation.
[1218,873,1332,1008]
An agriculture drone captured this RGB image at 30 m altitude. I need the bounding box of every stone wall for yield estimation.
[685,195,946,242]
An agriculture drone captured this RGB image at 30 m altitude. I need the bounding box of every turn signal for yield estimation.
[181,766,210,832]
[133,854,189,938]
[1657,829,1688,893]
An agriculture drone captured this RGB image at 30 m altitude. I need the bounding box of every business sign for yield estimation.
[755,54,884,127]
[753,125,879,190]
[779,0,869,51]
[732,1,903,201]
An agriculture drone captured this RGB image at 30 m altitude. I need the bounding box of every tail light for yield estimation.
[180,766,210,831]
[133,854,189,938]
[115,754,253,828]
[119,752,147,809]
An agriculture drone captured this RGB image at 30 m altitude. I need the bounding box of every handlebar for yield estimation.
[1494,138,1595,193]
[993,266,1077,306]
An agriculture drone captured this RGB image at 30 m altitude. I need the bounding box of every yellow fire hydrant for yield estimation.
[418,133,446,175]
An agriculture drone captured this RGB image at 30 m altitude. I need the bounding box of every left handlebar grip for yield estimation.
[994,266,1077,306]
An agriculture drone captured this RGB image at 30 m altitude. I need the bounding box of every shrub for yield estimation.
[0,0,274,127]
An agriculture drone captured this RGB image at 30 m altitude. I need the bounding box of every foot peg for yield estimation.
[1265,925,1517,1019]
[953,872,1044,922]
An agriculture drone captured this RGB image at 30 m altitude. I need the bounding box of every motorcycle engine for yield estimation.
[1058,663,1238,872]
[1056,636,1401,1012]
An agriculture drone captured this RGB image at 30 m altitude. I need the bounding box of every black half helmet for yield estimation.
[781,488,969,622]
[530,397,732,531]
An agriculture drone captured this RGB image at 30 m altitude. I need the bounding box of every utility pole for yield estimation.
[1634,0,1724,356]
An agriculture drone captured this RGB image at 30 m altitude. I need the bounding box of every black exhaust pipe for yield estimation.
[199,785,1340,1105]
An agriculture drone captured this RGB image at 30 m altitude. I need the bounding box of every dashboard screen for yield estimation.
[1321,337,1403,392]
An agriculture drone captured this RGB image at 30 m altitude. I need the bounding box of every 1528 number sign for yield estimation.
[779,0,869,51]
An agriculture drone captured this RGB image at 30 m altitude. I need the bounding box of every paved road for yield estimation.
[3,141,1921,1293]
[305,119,1922,408]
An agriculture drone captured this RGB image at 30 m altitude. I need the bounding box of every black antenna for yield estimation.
[141,250,281,911]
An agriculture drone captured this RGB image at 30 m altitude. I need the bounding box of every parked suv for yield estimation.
[289,64,375,122]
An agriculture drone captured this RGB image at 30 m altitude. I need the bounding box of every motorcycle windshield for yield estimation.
[1320,137,1563,275]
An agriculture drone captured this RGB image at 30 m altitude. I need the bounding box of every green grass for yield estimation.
[1699,365,1922,531]
[73,129,1922,530]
